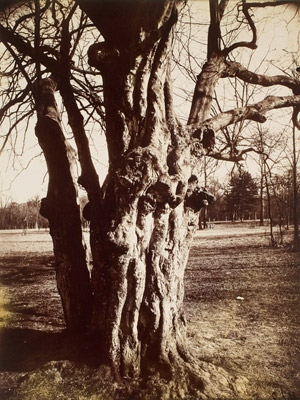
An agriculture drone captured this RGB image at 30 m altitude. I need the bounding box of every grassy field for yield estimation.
[0,224,300,399]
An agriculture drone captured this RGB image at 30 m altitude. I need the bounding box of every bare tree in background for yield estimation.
[253,124,289,233]
[291,123,300,250]
[1,0,300,396]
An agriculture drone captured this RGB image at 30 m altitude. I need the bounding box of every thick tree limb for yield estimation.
[244,1,299,9]
[223,62,300,132]
[224,61,300,93]
[76,0,176,50]
[201,94,300,133]
[34,77,93,332]
[207,0,222,57]
[188,54,226,125]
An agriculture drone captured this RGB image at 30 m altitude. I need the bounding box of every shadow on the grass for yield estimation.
[0,327,102,372]
[0,255,55,287]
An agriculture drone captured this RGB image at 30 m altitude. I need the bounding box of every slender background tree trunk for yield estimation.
[292,125,300,251]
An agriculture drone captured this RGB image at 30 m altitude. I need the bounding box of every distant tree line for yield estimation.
[0,194,91,230]
[204,169,300,230]
[0,196,48,230]
[2,167,299,232]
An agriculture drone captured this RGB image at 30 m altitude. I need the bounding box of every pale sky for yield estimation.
[0,0,299,204]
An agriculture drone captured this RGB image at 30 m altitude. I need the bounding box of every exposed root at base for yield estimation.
[130,357,249,400]
[13,357,249,400]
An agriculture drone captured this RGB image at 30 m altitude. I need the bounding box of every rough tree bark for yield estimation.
[75,0,218,391]
[34,78,93,332]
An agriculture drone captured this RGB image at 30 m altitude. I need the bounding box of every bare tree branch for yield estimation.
[0,23,58,73]
[0,84,31,124]
[244,1,299,9]
[207,146,266,162]
[224,61,300,93]
[202,94,300,133]
[222,1,257,55]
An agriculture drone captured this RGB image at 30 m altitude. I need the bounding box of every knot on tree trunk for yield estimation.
[39,197,64,221]
[145,177,186,209]
[40,197,50,219]
[116,147,162,199]
[185,186,215,213]
[82,202,91,221]
[88,41,120,70]
[40,196,80,225]
[33,78,60,120]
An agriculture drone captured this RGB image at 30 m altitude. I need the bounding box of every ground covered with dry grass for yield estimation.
[0,223,299,399]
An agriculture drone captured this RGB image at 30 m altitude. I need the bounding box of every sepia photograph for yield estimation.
[0,0,300,399]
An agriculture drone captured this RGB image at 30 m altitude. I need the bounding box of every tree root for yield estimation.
[14,355,249,400]
[117,352,249,400]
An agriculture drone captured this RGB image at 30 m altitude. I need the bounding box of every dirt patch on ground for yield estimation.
[0,225,299,399]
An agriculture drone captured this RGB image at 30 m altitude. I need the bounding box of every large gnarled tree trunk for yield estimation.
[75,0,215,386]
